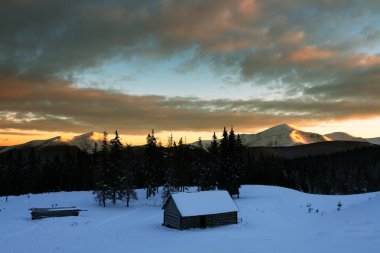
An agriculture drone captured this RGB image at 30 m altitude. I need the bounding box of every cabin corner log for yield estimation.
[30,207,87,220]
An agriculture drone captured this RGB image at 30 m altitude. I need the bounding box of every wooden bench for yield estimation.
[30,206,87,220]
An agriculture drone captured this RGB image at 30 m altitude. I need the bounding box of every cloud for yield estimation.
[2,75,380,135]
[288,46,335,63]
[1,0,380,135]
[3,0,375,78]
[0,131,40,136]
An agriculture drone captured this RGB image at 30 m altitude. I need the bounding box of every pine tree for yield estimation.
[92,142,104,206]
[209,132,219,156]
[144,129,159,199]
[227,128,242,197]
[120,175,137,207]
[194,137,213,191]
[218,127,229,191]
[205,132,219,190]
[167,134,173,148]
[161,166,178,203]
[234,133,244,197]
[173,137,190,192]
[97,131,110,207]
[119,144,138,207]
[215,127,242,197]
[196,137,203,150]
[109,130,124,205]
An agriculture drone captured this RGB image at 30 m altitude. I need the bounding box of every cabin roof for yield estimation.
[163,190,238,217]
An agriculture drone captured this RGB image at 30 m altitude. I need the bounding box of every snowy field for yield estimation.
[1,185,380,253]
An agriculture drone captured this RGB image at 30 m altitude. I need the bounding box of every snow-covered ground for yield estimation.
[1,185,379,253]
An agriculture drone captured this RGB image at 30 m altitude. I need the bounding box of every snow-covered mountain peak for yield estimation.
[326,132,355,139]
[25,136,64,146]
[259,124,299,135]
[0,132,103,154]
[69,132,103,152]
[244,124,329,147]
[325,132,368,142]
[71,132,102,142]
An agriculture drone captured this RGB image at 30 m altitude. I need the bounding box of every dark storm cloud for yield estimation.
[2,0,376,77]
[1,0,380,134]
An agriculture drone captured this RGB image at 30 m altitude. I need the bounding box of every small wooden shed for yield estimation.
[30,207,84,220]
[162,190,238,229]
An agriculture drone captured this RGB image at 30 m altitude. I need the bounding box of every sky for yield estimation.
[1,0,380,146]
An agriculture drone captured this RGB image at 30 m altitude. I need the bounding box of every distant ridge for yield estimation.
[0,132,102,154]
[2,124,380,154]
[194,124,380,148]
[239,124,330,147]
[365,137,380,145]
[325,132,368,142]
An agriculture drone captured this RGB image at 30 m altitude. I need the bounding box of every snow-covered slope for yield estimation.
[0,132,102,154]
[70,132,102,151]
[195,124,380,148]
[1,186,379,253]
[192,124,332,148]
[366,137,380,145]
[0,136,70,154]
[240,124,331,147]
[325,132,368,142]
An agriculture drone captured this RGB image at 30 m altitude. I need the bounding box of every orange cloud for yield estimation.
[289,46,335,63]
[207,39,253,52]
[280,31,305,44]
[344,54,380,68]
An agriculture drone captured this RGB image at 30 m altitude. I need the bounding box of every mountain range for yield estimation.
[195,124,379,148]
[0,124,379,154]
[0,132,102,154]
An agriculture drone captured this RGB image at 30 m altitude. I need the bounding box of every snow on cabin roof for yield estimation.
[166,190,238,217]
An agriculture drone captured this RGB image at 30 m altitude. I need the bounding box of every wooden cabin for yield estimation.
[162,190,238,229]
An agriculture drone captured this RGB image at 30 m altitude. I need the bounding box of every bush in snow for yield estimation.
[337,201,342,211]
[306,203,313,213]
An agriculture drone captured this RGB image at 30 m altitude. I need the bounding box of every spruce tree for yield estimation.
[92,142,103,206]
[120,144,138,207]
[227,128,241,197]
[98,131,110,207]
[218,127,229,191]
[167,134,173,148]
[161,166,178,203]
[234,133,244,197]
[109,130,124,205]
[144,129,159,198]
[172,137,191,192]
[197,137,216,191]
[205,132,219,190]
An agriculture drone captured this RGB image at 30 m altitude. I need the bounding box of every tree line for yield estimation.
[91,127,244,207]
[2,129,380,203]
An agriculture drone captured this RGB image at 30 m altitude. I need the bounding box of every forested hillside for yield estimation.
[1,128,380,198]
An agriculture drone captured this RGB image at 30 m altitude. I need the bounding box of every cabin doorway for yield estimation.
[200,216,206,228]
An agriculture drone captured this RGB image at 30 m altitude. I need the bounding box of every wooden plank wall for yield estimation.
[180,212,237,229]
